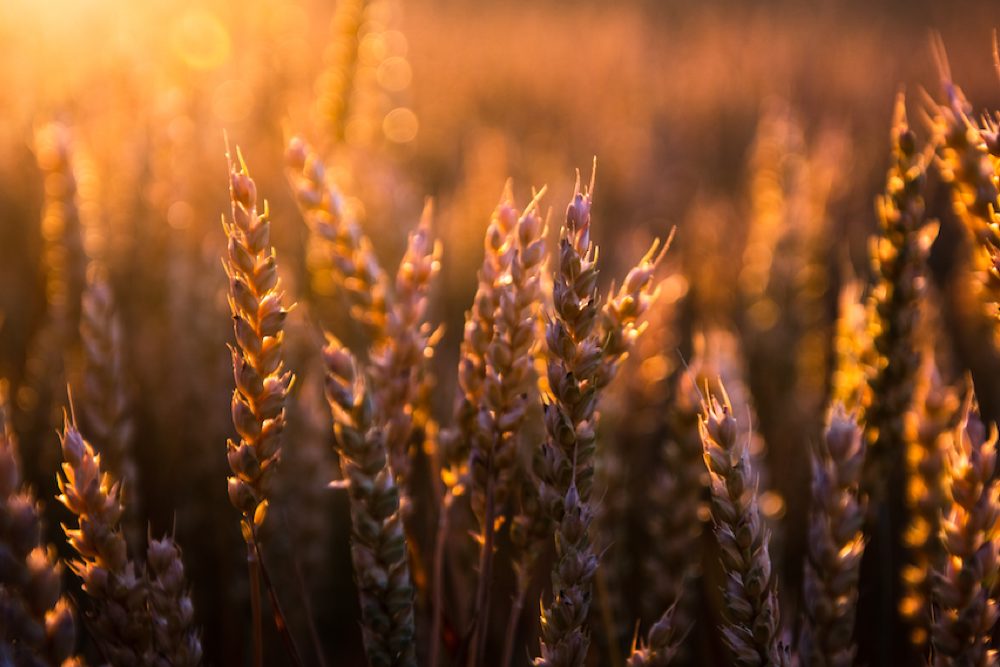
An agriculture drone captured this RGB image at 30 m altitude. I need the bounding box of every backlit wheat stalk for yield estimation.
[79,266,139,544]
[323,339,416,667]
[0,383,79,667]
[931,400,1000,665]
[534,174,665,667]
[800,404,866,667]
[223,145,295,665]
[699,386,787,667]
[286,136,389,340]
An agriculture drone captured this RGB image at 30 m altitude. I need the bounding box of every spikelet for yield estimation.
[79,265,139,544]
[534,174,666,667]
[323,338,416,667]
[931,401,1000,665]
[800,405,866,667]
[699,386,786,667]
[626,603,685,667]
[0,383,78,666]
[285,136,389,340]
[861,94,937,503]
[223,146,294,538]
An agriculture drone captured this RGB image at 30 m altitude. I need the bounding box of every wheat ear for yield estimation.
[79,265,139,544]
[800,404,866,667]
[57,414,150,663]
[930,400,1000,665]
[223,145,296,666]
[371,202,442,509]
[900,360,963,648]
[0,383,79,666]
[534,172,665,667]
[285,136,389,340]
[324,338,416,667]
[699,386,787,667]
[861,93,937,502]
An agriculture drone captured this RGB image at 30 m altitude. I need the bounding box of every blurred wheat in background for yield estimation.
[4,0,1000,665]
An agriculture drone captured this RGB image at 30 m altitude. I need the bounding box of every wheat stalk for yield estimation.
[430,186,523,664]
[79,265,139,544]
[17,122,88,491]
[324,338,416,667]
[900,359,963,648]
[857,94,937,664]
[931,399,1000,665]
[285,136,389,341]
[370,202,442,510]
[467,189,547,664]
[223,144,296,666]
[861,93,937,501]
[800,404,866,667]
[146,533,203,666]
[699,386,786,667]
[534,173,665,667]
[223,145,294,534]
[0,383,79,667]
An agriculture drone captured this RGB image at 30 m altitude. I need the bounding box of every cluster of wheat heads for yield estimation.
[9,37,1000,667]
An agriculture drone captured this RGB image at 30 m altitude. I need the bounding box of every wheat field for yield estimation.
[3,0,1000,665]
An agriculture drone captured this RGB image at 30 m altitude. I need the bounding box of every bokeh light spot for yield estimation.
[383,107,418,143]
[170,9,231,70]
